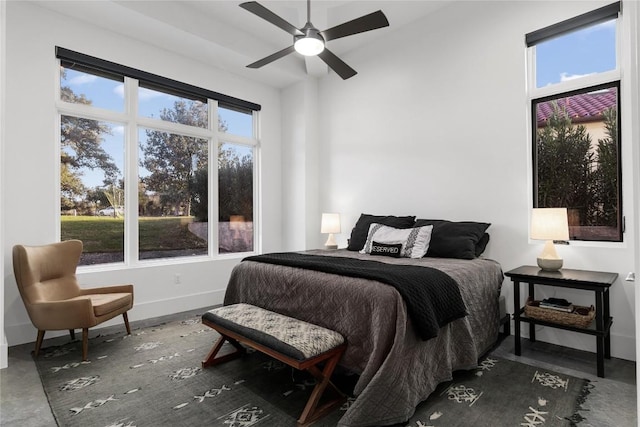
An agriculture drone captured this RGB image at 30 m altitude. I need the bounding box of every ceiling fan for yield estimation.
[240,0,389,80]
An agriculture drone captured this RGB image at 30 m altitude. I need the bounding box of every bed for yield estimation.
[223,215,504,426]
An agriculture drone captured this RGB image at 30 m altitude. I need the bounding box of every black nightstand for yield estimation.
[505,265,617,378]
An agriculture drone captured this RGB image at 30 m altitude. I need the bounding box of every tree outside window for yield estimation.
[533,83,621,241]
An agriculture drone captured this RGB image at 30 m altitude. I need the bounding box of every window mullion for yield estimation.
[125,76,139,265]
[216,132,258,147]
[55,59,63,244]
[252,110,261,254]
[56,102,129,125]
[210,99,220,256]
[136,116,213,140]
[530,70,621,100]
[526,46,536,98]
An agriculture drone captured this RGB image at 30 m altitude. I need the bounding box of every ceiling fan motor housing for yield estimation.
[294,24,325,56]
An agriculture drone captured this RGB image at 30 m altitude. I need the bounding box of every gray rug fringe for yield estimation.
[567,380,594,426]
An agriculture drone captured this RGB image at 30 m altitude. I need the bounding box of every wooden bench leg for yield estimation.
[202,335,246,368]
[297,350,347,427]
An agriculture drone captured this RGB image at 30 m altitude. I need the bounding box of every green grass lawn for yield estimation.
[61,216,207,253]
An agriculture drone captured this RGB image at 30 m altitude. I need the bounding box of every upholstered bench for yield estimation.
[201,303,347,426]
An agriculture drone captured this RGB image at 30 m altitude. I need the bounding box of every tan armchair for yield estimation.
[12,240,133,361]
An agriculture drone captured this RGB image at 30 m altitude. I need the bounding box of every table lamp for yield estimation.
[321,213,341,250]
[530,208,569,271]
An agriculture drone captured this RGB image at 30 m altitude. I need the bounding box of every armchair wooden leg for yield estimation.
[34,330,45,358]
[69,329,75,340]
[82,328,89,361]
[123,312,131,335]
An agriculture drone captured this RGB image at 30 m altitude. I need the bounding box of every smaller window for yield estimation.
[138,127,209,260]
[138,83,208,128]
[219,105,253,137]
[532,82,621,242]
[218,142,254,253]
[60,62,124,112]
[60,116,125,265]
[534,19,616,88]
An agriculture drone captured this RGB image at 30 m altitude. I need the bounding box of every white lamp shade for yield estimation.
[530,208,569,241]
[321,213,341,234]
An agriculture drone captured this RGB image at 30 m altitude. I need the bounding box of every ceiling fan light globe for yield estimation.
[294,36,325,56]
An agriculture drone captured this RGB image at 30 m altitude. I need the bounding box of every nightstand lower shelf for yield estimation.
[517,309,613,337]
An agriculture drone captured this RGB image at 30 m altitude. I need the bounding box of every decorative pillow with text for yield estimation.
[346,214,416,251]
[361,223,433,258]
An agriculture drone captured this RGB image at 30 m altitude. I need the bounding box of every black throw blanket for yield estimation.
[243,252,467,341]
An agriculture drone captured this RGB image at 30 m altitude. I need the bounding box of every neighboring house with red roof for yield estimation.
[536,87,618,143]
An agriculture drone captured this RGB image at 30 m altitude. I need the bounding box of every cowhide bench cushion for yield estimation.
[201,303,347,426]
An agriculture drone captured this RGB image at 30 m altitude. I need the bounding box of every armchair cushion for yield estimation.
[72,293,133,317]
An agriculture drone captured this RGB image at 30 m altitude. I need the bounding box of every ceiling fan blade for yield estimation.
[320,10,389,42]
[317,48,357,80]
[240,2,304,37]
[247,45,296,69]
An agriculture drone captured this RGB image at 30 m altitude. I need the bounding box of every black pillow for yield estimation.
[475,233,490,257]
[347,214,416,251]
[369,241,402,258]
[414,219,490,259]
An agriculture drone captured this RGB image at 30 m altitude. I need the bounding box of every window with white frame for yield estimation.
[527,2,622,242]
[57,48,260,266]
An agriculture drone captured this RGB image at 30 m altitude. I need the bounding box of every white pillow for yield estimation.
[360,223,434,258]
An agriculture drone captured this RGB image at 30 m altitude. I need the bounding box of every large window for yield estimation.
[57,48,260,265]
[527,2,622,242]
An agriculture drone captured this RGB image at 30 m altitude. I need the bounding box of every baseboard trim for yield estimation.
[0,332,8,369]
[129,289,226,322]
[519,325,636,362]
[4,289,226,347]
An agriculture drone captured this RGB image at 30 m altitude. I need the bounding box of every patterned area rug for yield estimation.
[34,312,590,427]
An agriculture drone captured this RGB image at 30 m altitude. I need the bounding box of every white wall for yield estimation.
[281,79,323,251]
[0,0,7,369]
[308,1,637,360]
[3,1,283,346]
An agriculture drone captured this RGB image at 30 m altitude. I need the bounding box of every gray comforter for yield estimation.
[224,249,504,427]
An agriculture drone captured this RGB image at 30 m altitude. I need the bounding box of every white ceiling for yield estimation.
[35,0,451,88]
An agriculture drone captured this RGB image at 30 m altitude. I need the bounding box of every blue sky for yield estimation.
[536,19,616,87]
